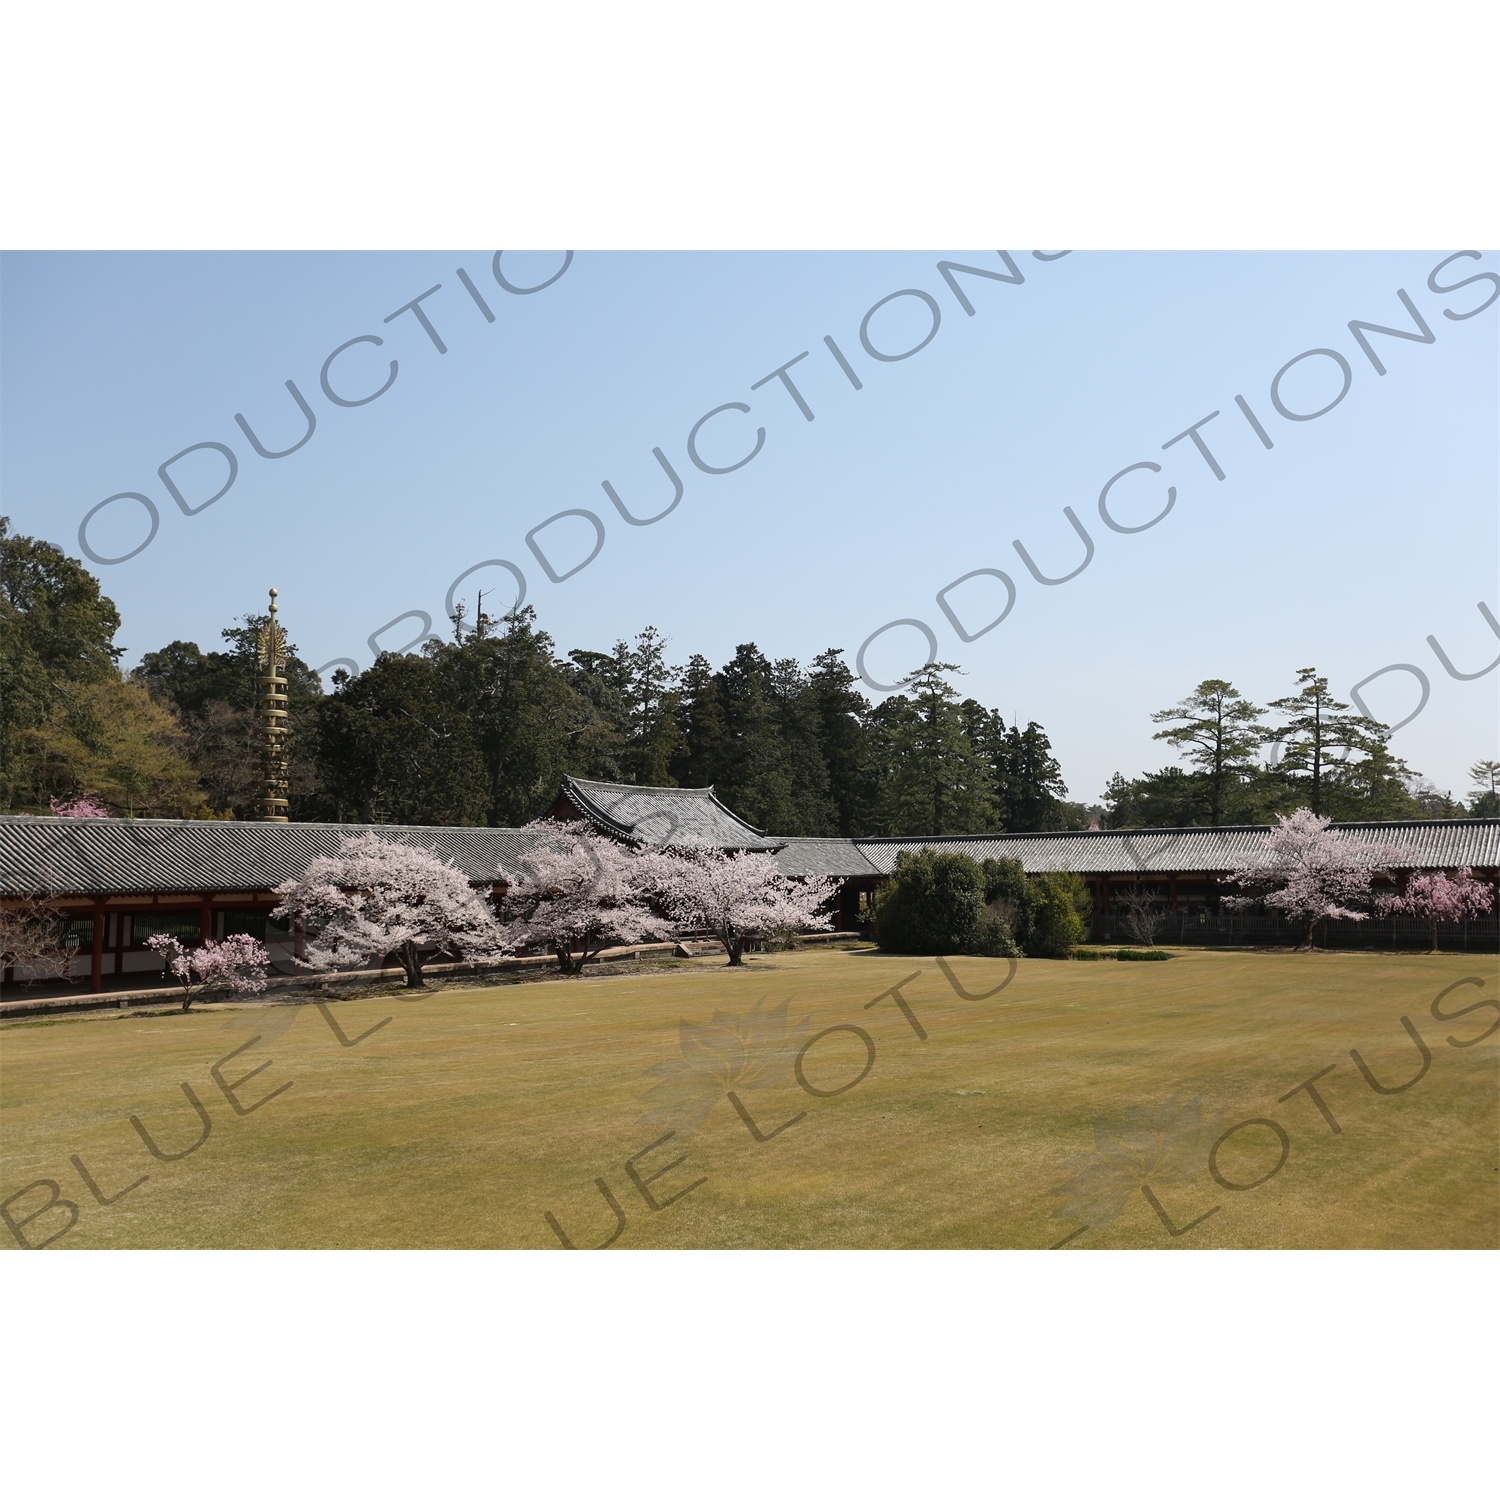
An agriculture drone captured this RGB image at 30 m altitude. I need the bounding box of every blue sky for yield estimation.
[2,249,1495,804]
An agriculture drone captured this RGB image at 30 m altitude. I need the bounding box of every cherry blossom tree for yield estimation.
[273,833,510,988]
[146,933,270,1012]
[1378,868,1495,951]
[1224,808,1397,950]
[499,823,673,975]
[647,845,836,965]
[0,898,74,991]
[49,794,111,818]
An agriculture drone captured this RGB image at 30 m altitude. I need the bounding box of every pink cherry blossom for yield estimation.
[499,822,673,975]
[644,843,836,965]
[49,794,111,819]
[145,932,270,1012]
[1378,867,1495,950]
[274,833,510,988]
[1224,808,1400,950]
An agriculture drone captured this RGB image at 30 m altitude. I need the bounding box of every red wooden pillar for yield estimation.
[91,896,105,992]
[1169,875,1178,911]
[200,895,214,948]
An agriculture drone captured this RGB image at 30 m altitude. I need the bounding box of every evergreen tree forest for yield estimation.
[4,518,1496,832]
[141,607,1091,836]
[1101,675,1475,827]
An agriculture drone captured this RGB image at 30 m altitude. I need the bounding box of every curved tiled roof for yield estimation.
[4,811,1495,899]
[549,776,782,849]
[0,817,553,897]
[852,821,1500,876]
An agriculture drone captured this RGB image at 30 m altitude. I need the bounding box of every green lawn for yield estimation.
[2,947,1496,1249]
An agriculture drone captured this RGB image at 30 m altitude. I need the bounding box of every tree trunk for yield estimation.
[399,940,425,988]
[726,934,744,966]
[555,943,584,976]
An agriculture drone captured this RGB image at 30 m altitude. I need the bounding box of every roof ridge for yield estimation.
[552,775,774,844]
[562,775,714,798]
[557,780,637,837]
[0,815,542,833]
[851,818,1500,842]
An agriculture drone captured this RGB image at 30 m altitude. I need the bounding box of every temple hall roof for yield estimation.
[541,776,783,850]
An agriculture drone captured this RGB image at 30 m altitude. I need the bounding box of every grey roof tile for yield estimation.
[851,821,1500,876]
[0,817,551,897]
[550,776,783,849]
[4,812,1494,898]
[774,838,882,877]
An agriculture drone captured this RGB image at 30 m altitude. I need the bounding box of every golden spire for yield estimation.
[255,587,290,822]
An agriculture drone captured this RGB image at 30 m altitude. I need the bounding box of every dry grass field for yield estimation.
[2,946,1496,1249]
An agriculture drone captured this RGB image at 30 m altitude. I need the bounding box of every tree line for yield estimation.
[4,517,1497,830]
[1104,676,1500,827]
[1,519,1084,832]
[140,610,1090,835]
[1,518,205,817]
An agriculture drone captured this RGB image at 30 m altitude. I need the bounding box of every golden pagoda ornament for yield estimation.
[255,588,290,822]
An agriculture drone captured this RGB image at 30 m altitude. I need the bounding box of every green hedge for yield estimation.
[978,858,1090,957]
[875,850,995,955]
[1027,872,1091,957]
[876,850,1091,958]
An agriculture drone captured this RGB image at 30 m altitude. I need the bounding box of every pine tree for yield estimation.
[877,663,996,836]
[1001,720,1078,831]
[1321,735,1420,821]
[1268,667,1389,817]
[621,626,682,785]
[808,647,874,835]
[1101,766,1209,829]
[437,608,579,824]
[958,700,1007,831]
[710,644,784,828]
[564,646,629,782]
[669,653,730,789]
[766,657,836,835]
[1467,759,1500,818]
[1151,679,1266,825]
